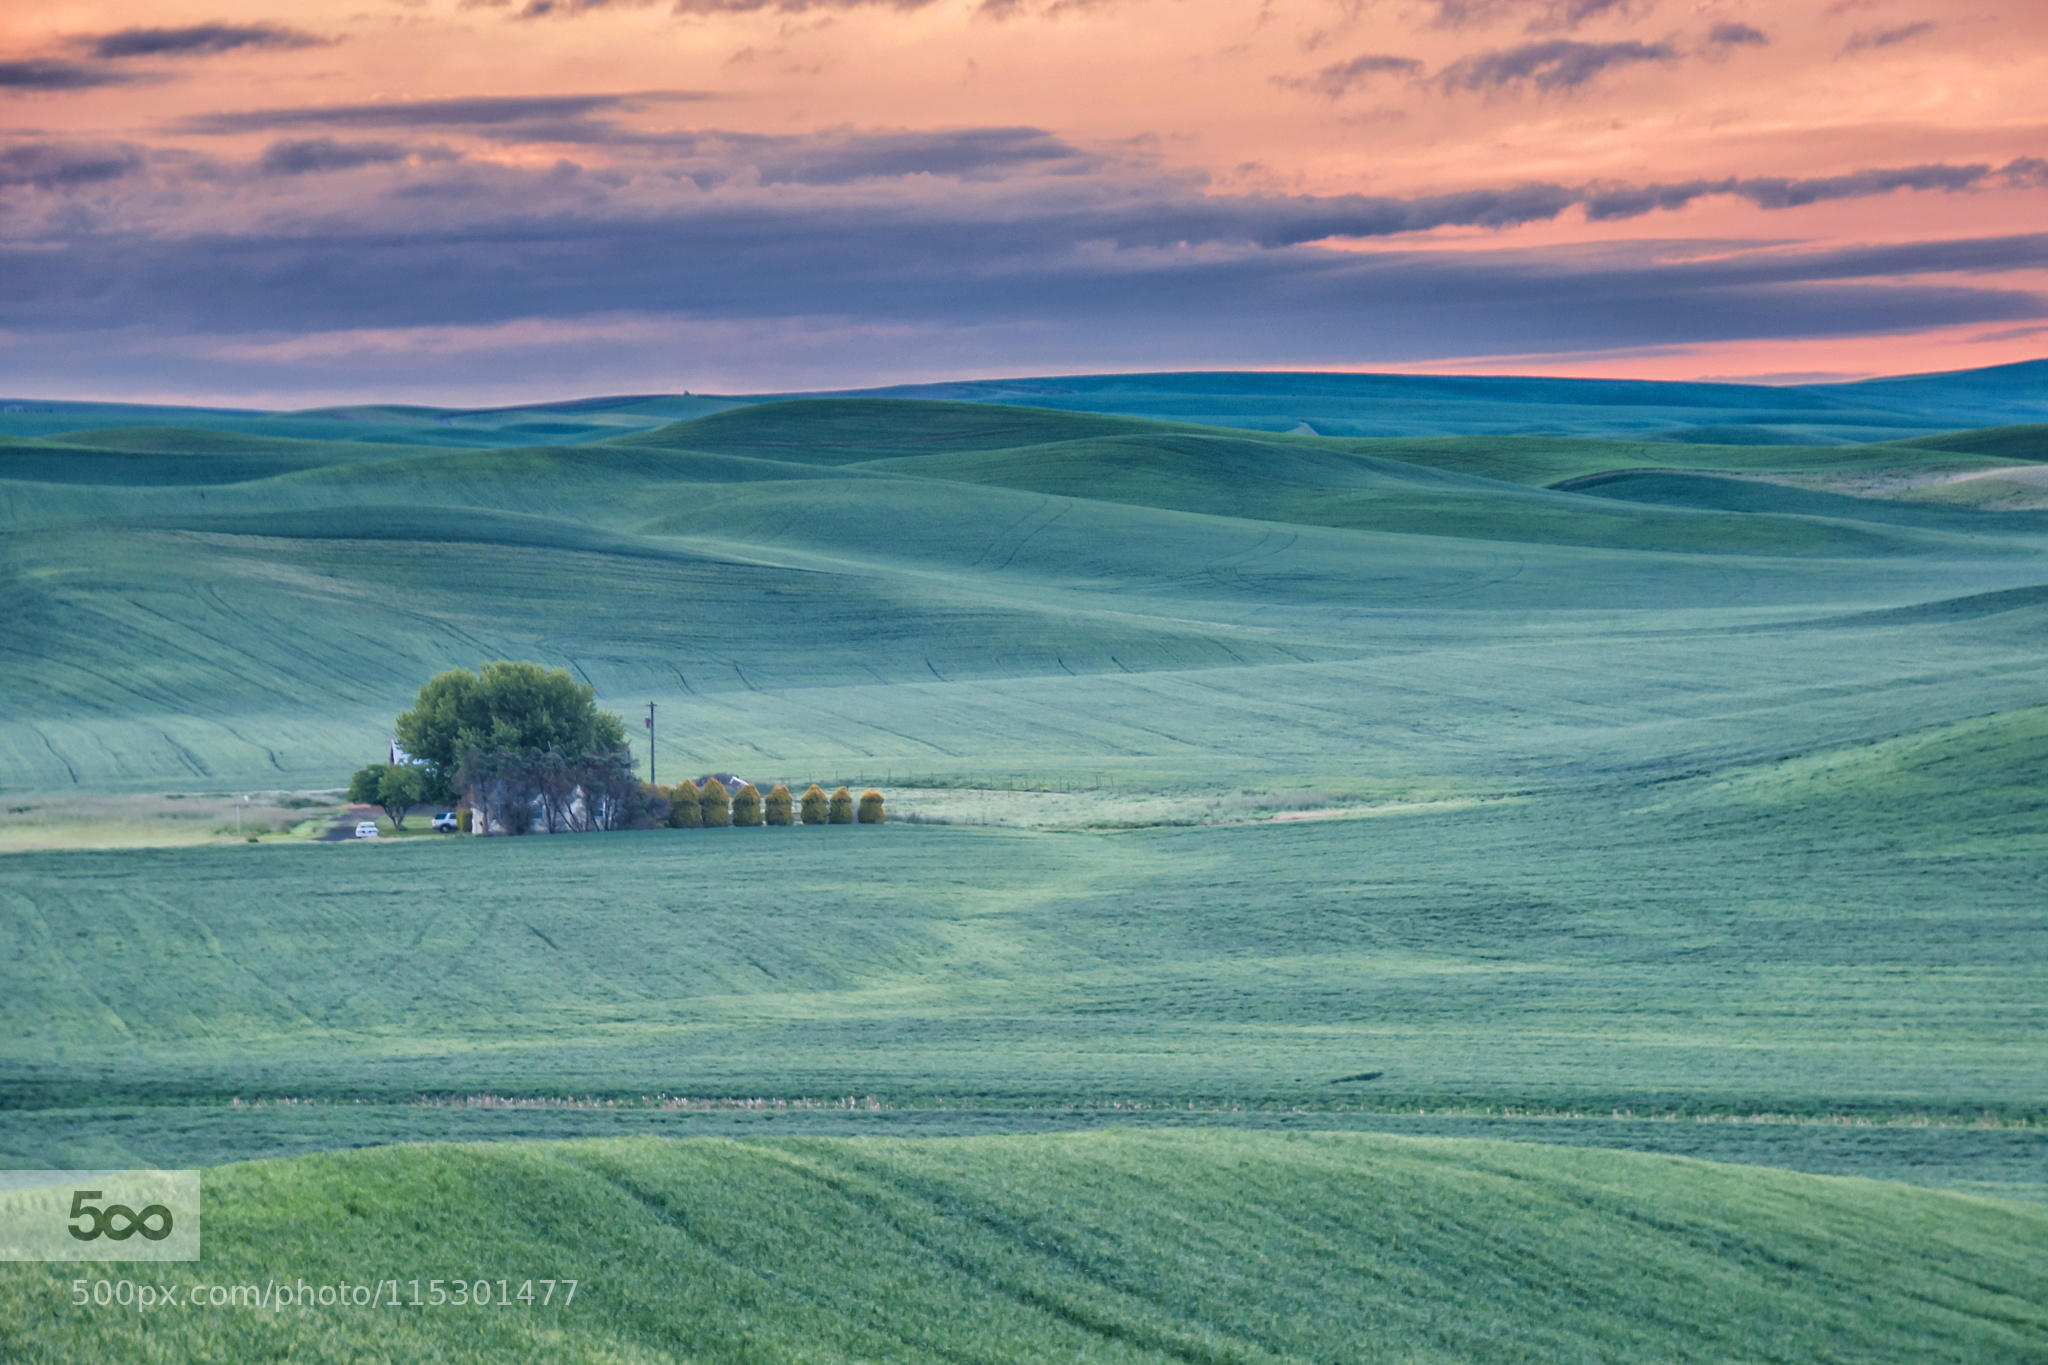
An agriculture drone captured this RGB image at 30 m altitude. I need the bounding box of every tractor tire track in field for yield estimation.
[557,1154,989,1362]
[775,1148,1255,1365]
[966,495,1055,572]
[218,722,284,772]
[758,698,884,758]
[156,729,212,778]
[34,728,79,786]
[970,687,1153,756]
[991,501,1072,574]
[197,582,362,689]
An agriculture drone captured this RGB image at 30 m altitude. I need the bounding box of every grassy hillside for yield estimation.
[4,699,2043,1126]
[858,433,2006,554]
[0,429,443,486]
[3,398,2046,792]
[3,1131,2043,1363]
[3,388,2046,1360]
[1651,703,2048,852]
[2,396,2044,1168]
[622,398,1190,463]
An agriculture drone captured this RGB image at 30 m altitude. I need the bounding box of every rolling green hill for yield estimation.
[3,693,2044,1184]
[3,1132,2044,1363]
[3,398,2046,792]
[3,390,2047,1362]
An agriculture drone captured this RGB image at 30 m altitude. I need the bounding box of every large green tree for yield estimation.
[395,661,626,801]
[346,762,426,829]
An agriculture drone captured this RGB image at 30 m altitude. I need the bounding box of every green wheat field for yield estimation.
[2,368,2045,1360]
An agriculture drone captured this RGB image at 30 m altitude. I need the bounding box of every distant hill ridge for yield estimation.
[5,358,2042,448]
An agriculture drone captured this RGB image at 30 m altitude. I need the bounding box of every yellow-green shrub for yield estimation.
[668,782,701,828]
[765,784,793,825]
[828,786,854,824]
[800,784,829,824]
[857,789,885,824]
[699,778,731,827]
[732,783,763,826]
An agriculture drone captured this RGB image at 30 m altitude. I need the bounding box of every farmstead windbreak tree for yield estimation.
[361,662,662,834]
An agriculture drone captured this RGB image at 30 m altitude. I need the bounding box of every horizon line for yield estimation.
[4,354,2042,417]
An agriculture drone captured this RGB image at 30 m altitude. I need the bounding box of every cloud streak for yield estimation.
[256,138,458,176]
[1437,39,1678,94]
[740,127,1099,183]
[176,92,709,134]
[1843,21,1935,54]
[85,23,327,59]
[0,141,147,189]
[176,107,1101,184]
[1273,53,1425,100]
[0,59,142,92]
[1705,22,1768,47]
[1424,0,1647,32]
[1580,161,2013,220]
[1524,0,1639,34]
[665,0,942,11]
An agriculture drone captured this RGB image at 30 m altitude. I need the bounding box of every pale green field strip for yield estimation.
[5,1104,2046,1202]
[2,1132,2042,1363]
[4,754,2040,1119]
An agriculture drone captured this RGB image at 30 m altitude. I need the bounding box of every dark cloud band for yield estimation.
[0,59,139,91]
[256,138,458,176]
[86,23,326,60]
[1437,39,1679,93]
[1706,22,1768,47]
[1582,162,2023,221]
[0,141,146,189]
[177,92,708,134]
[1843,21,1935,54]
[1273,54,1425,100]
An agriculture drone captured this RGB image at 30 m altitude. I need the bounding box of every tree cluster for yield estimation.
[351,662,888,839]
[355,661,660,835]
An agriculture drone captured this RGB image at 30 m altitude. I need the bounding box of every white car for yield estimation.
[354,822,381,839]
[430,811,459,833]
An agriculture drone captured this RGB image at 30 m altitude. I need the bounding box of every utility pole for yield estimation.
[645,702,656,787]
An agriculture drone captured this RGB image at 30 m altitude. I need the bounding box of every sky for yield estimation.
[2,0,2045,405]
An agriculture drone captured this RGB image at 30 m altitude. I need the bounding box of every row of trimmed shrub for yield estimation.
[667,780,883,828]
